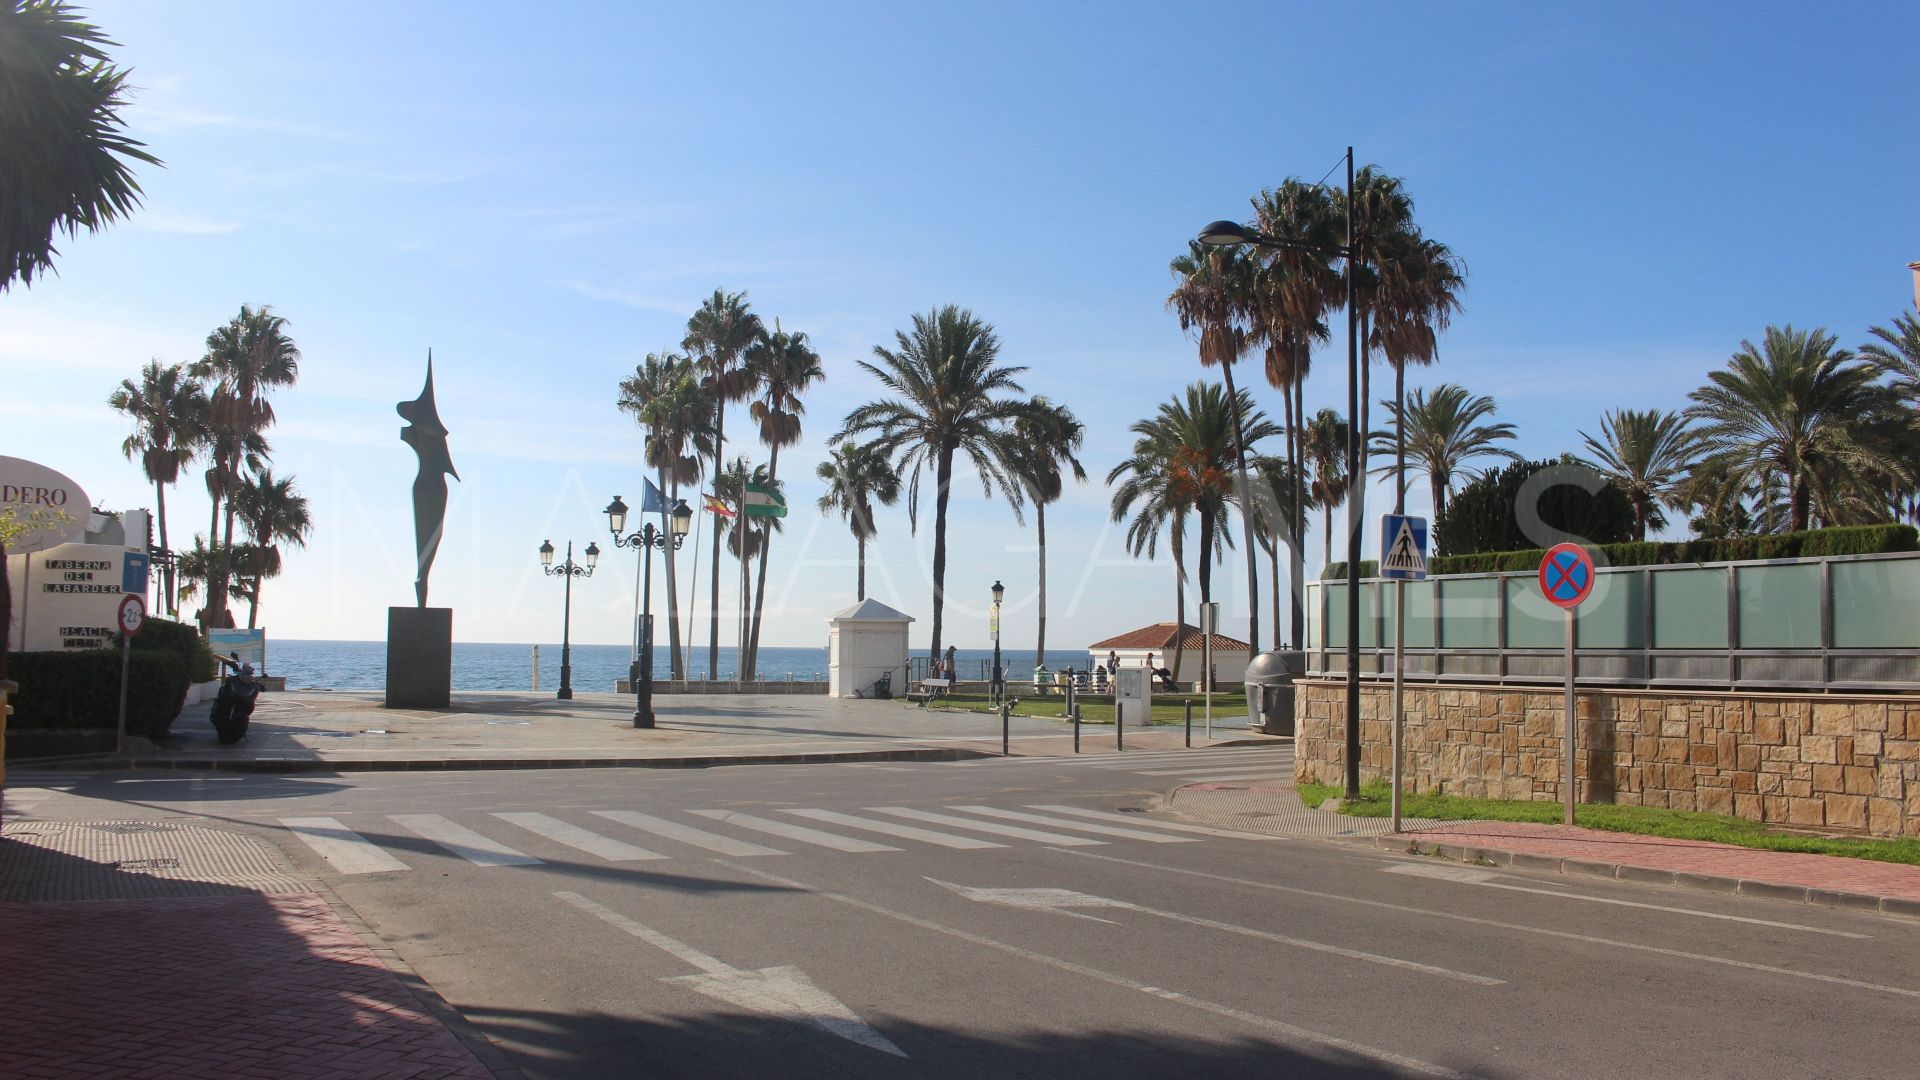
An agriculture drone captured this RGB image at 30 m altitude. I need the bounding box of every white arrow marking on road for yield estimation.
[926,878,1502,986]
[554,891,907,1058]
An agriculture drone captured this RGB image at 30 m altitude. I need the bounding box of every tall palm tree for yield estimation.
[1371,232,1467,521]
[1169,240,1263,653]
[1012,397,1086,668]
[1370,384,1518,522]
[682,289,763,676]
[836,306,1027,661]
[1301,409,1351,571]
[742,322,823,677]
[233,469,312,629]
[194,305,299,626]
[1686,325,1904,533]
[0,0,161,291]
[1861,312,1920,523]
[816,442,901,602]
[108,360,209,615]
[1577,409,1702,541]
[1249,455,1314,650]
[713,457,783,675]
[617,351,715,678]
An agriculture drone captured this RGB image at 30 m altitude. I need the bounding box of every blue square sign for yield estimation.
[1380,515,1428,580]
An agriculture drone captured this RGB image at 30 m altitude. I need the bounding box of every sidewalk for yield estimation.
[1163,779,1920,919]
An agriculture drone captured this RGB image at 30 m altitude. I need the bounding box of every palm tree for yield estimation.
[617,351,715,679]
[1686,326,1904,533]
[713,457,784,675]
[1861,312,1920,522]
[682,289,763,677]
[816,442,901,601]
[1249,454,1314,650]
[1012,398,1086,668]
[742,322,824,677]
[108,360,209,615]
[1577,409,1702,541]
[836,306,1027,661]
[1371,232,1467,523]
[1371,384,1518,522]
[1301,409,1351,571]
[233,469,312,628]
[0,0,161,291]
[1169,241,1263,653]
[194,305,299,626]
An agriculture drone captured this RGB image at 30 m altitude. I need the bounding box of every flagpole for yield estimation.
[687,495,704,680]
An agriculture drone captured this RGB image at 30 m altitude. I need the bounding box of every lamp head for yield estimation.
[539,540,555,567]
[584,541,601,569]
[605,495,629,536]
[991,579,1005,605]
[670,500,693,538]
[1197,219,1256,247]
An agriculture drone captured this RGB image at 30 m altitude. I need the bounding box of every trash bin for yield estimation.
[1242,651,1301,735]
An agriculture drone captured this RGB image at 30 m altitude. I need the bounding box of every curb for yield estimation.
[1369,832,1920,921]
[15,746,998,774]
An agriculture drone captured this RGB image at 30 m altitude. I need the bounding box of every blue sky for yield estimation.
[5,1,1915,659]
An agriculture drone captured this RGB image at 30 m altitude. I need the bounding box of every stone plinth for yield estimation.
[386,607,452,710]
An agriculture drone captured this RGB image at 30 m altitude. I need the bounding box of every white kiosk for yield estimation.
[827,599,913,699]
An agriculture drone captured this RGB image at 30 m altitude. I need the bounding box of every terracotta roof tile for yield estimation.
[1087,622,1251,652]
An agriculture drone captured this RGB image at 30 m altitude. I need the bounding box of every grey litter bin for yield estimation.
[1243,650,1302,735]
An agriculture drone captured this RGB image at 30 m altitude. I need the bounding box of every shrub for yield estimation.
[6,648,189,738]
[133,617,216,683]
[1435,459,1635,556]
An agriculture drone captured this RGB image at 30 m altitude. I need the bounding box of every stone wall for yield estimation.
[1293,679,1920,838]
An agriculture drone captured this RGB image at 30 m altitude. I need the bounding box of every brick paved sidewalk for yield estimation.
[0,892,492,1080]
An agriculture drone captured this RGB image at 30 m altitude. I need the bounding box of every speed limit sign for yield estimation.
[118,594,146,637]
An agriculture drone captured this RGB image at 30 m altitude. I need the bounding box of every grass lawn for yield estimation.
[1297,779,1920,866]
[905,691,1247,727]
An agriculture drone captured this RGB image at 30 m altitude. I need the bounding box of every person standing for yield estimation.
[944,644,957,681]
[1107,650,1119,674]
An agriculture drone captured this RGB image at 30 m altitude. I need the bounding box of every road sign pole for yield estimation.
[1564,605,1576,826]
[1392,578,1405,833]
[116,630,131,757]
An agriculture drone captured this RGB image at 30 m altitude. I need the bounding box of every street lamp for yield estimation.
[990,579,1006,705]
[539,539,598,700]
[1198,146,1365,797]
[607,495,693,728]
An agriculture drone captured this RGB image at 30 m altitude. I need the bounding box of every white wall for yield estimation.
[829,622,910,698]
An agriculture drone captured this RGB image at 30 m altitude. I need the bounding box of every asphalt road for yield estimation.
[22,748,1920,1079]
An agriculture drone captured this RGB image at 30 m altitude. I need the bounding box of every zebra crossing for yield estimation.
[1,772,95,820]
[953,746,1294,785]
[277,801,1278,875]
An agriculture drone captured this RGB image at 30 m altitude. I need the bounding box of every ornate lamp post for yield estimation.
[1198,146,1364,796]
[990,579,1006,705]
[606,495,693,728]
[539,538,598,700]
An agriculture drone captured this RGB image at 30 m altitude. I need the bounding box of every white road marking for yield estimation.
[280,816,409,874]
[1381,861,1871,938]
[950,806,1198,843]
[1132,768,1292,779]
[554,891,906,1058]
[1028,805,1286,840]
[492,813,669,862]
[723,865,1476,1080]
[686,810,900,853]
[928,878,1503,986]
[593,810,787,857]
[1064,849,1919,999]
[866,807,1107,846]
[782,809,1004,849]
[390,814,541,866]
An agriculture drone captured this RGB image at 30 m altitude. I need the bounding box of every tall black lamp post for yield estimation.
[606,494,693,728]
[1197,146,1365,796]
[990,579,1005,705]
[539,538,598,700]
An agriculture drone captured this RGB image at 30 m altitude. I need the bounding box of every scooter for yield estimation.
[210,654,260,745]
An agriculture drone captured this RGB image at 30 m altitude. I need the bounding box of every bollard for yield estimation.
[1185,699,1192,748]
[1073,703,1081,753]
[532,645,541,691]
[1115,702,1124,751]
[1001,702,1011,756]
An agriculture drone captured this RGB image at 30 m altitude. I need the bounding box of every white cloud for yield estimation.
[132,213,240,236]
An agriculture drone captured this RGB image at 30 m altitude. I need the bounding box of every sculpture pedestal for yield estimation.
[386,607,452,709]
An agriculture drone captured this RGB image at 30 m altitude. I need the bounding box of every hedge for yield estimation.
[6,648,189,738]
[134,617,217,683]
[1325,523,1918,579]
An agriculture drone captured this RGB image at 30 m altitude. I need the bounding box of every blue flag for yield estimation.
[642,479,667,514]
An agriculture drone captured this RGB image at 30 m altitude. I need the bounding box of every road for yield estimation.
[14,746,1920,1078]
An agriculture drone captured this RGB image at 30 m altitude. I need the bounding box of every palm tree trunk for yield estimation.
[1323,503,1334,572]
[1431,475,1446,529]
[856,534,867,601]
[747,445,780,678]
[929,446,954,663]
[1291,369,1307,649]
[1197,510,1215,604]
[1169,523,1186,685]
[708,408,726,677]
[663,471,684,680]
[155,479,174,616]
[247,544,263,630]
[1280,378,1295,650]
[205,472,223,628]
[1268,538,1281,651]
[1035,502,1048,669]
[1217,361,1260,654]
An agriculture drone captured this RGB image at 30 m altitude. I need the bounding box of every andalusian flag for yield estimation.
[703,493,735,518]
[743,480,788,518]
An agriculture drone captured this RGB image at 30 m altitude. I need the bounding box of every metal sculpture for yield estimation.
[398,354,458,607]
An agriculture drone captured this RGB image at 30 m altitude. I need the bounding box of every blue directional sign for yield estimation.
[1380,514,1428,580]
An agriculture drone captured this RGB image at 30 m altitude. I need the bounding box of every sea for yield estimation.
[265,640,1072,692]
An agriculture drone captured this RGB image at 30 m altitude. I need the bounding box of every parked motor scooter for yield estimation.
[210,653,260,745]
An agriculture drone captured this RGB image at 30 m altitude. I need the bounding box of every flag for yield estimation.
[641,479,667,514]
[743,480,788,518]
[704,494,735,518]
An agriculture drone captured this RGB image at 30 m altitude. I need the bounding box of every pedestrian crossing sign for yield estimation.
[1380,514,1428,580]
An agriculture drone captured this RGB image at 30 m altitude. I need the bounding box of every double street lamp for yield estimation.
[605,494,693,729]
[538,539,599,700]
[1197,145,1365,797]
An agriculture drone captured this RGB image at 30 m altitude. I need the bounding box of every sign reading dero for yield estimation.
[0,454,88,553]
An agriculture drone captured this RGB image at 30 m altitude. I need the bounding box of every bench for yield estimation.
[907,678,953,706]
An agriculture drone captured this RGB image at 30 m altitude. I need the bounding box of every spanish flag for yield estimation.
[703,493,735,518]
